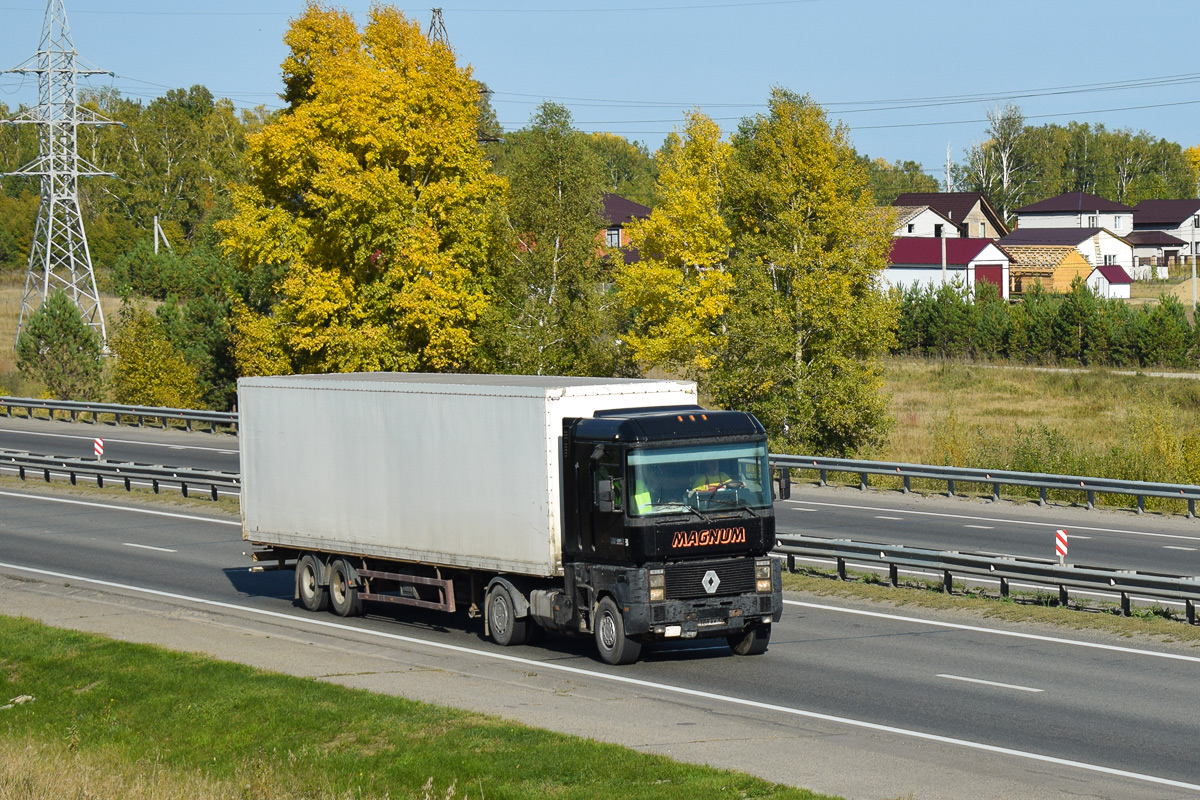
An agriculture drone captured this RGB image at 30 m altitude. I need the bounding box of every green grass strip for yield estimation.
[0,616,834,800]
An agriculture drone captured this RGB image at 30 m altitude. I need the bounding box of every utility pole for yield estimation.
[2,0,116,345]
[945,143,953,192]
[428,8,449,47]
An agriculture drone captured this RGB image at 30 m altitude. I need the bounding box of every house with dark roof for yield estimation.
[1013,191,1134,236]
[892,192,1008,238]
[890,205,960,238]
[601,193,651,264]
[1131,199,1200,274]
[884,237,1009,299]
[999,226,1137,278]
[1087,265,1133,300]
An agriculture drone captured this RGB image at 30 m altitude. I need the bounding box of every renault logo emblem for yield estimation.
[701,570,721,594]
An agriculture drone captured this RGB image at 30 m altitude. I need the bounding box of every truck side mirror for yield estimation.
[597,479,614,513]
[776,467,791,500]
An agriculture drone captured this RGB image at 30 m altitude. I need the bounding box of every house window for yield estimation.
[1114,216,1123,229]
[605,227,621,248]
[1103,254,1116,265]
[978,222,985,237]
[1193,215,1199,228]
[907,223,915,234]
[1087,215,1098,227]
[934,224,943,238]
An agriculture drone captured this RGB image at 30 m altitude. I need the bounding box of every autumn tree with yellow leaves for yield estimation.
[713,89,897,457]
[615,111,732,378]
[219,3,504,376]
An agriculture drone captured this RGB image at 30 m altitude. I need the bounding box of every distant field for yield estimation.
[880,357,1200,489]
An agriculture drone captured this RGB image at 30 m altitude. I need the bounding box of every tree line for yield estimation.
[952,103,1197,224]
[895,280,1197,368]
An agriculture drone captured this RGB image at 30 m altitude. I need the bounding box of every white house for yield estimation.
[1131,199,1200,271]
[893,192,1009,238]
[884,237,1010,299]
[891,205,960,238]
[1014,191,1134,235]
[998,227,1138,278]
[1087,265,1132,299]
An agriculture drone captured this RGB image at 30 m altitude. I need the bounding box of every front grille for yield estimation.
[664,558,755,600]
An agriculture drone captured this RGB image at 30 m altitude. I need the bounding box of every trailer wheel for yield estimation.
[487,584,529,646]
[329,558,363,617]
[594,597,641,665]
[296,554,329,612]
[727,624,770,656]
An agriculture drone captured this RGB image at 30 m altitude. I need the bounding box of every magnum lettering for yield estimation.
[671,527,747,548]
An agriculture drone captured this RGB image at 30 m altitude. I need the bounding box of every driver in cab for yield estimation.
[691,459,732,492]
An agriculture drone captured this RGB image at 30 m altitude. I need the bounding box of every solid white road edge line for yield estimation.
[787,498,1200,542]
[786,599,1200,663]
[0,561,1197,793]
[0,489,241,526]
[122,543,177,553]
[936,674,1044,693]
[0,427,237,454]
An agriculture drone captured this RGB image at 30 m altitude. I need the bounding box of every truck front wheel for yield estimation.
[486,584,529,646]
[594,597,642,665]
[727,624,770,656]
[296,553,329,613]
[329,558,363,617]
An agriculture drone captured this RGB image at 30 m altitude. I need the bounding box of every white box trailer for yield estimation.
[241,373,782,665]
[240,373,697,576]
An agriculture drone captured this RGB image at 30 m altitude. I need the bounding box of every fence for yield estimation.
[769,455,1200,518]
[0,450,240,501]
[0,397,236,433]
[775,534,1200,623]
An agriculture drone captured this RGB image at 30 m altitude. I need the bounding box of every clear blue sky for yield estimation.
[2,0,1198,186]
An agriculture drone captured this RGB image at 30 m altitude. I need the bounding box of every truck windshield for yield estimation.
[627,442,772,517]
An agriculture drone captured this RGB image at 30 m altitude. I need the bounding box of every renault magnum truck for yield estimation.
[241,373,782,665]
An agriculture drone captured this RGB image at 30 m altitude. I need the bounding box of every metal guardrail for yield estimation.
[0,450,240,501]
[3,398,1199,518]
[771,454,1200,518]
[775,534,1200,624]
[0,396,237,433]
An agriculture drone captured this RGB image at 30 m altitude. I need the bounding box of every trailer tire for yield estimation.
[329,558,363,617]
[594,597,641,665]
[727,624,770,656]
[487,584,529,646]
[296,553,329,612]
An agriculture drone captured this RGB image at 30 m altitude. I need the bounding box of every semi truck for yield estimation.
[240,373,782,665]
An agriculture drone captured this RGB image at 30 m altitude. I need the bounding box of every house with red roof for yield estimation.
[892,192,1008,238]
[885,237,1010,299]
[1014,191,1134,235]
[1087,265,1133,300]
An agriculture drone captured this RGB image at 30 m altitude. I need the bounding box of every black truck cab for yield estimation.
[556,405,783,664]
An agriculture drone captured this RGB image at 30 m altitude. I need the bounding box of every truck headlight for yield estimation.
[755,559,772,592]
[649,569,665,602]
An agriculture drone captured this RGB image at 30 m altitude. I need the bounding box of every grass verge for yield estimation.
[782,567,1200,646]
[0,616,834,800]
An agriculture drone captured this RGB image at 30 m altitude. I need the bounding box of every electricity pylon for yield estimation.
[2,0,117,345]
[428,8,449,47]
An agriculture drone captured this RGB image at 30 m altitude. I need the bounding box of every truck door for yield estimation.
[589,449,625,558]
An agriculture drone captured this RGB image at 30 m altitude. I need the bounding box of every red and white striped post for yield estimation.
[93,437,104,462]
[1055,529,1068,566]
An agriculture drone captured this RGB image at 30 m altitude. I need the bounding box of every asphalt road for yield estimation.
[2,485,1199,799]
[4,414,1200,576]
